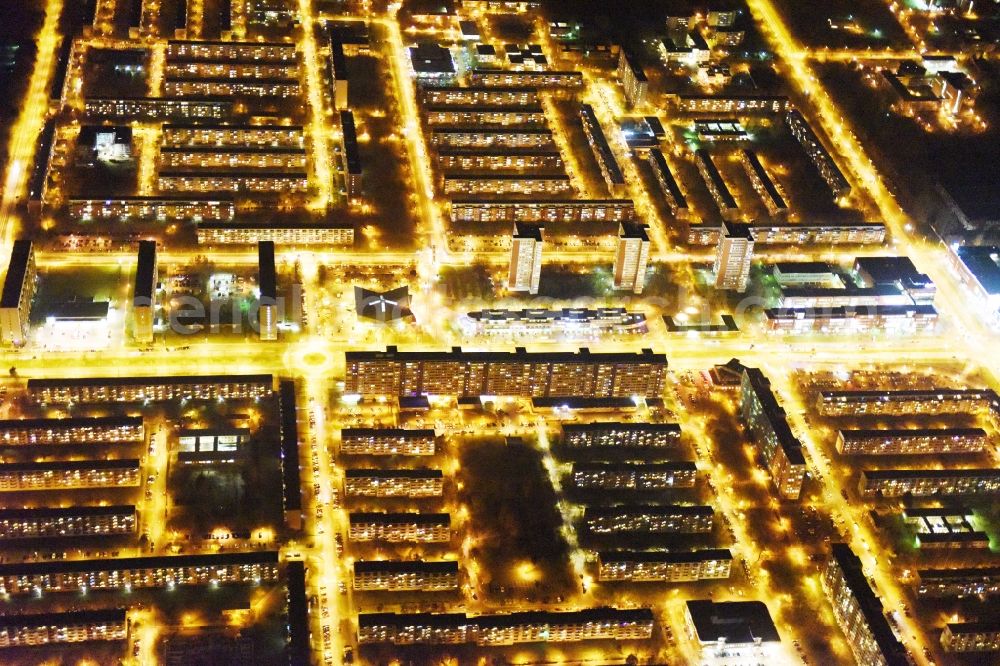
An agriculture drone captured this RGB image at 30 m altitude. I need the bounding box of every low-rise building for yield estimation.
[409,43,456,83]
[0,551,279,595]
[859,468,1000,498]
[572,462,697,489]
[177,427,249,465]
[348,512,451,542]
[836,427,988,455]
[0,415,144,446]
[0,506,136,539]
[340,428,436,456]
[353,560,458,591]
[0,609,127,647]
[950,245,1000,329]
[584,505,713,534]
[765,305,939,335]
[941,621,1000,652]
[916,566,1000,598]
[344,468,444,497]
[0,459,141,491]
[822,543,909,666]
[685,600,782,661]
[462,307,646,337]
[598,549,732,582]
[358,607,653,645]
[901,507,990,550]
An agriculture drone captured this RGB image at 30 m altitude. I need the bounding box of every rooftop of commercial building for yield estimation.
[686,599,780,645]
[956,245,1000,295]
[409,43,455,74]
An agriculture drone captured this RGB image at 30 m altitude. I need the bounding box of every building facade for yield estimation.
[353,561,459,591]
[597,549,732,582]
[572,462,697,490]
[613,223,650,294]
[836,428,988,455]
[340,428,437,456]
[0,240,36,347]
[584,505,714,533]
[0,415,144,446]
[348,513,451,542]
[344,468,444,497]
[508,223,543,294]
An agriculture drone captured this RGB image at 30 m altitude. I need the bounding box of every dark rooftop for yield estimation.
[686,600,780,645]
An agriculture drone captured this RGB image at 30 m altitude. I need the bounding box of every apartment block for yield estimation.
[916,566,1000,598]
[445,174,570,196]
[437,149,563,171]
[341,110,362,197]
[688,221,886,246]
[561,422,681,449]
[358,608,653,645]
[580,104,625,195]
[696,150,740,221]
[647,148,689,219]
[0,460,141,491]
[740,149,787,217]
[739,366,806,500]
[617,49,648,107]
[836,428,988,455]
[785,110,850,198]
[509,222,543,294]
[613,223,650,294]
[344,468,444,497]
[430,127,553,149]
[158,146,307,170]
[584,505,714,534]
[0,415,143,446]
[420,86,539,106]
[450,198,636,223]
[27,374,273,403]
[345,346,668,398]
[598,549,732,582]
[197,221,353,246]
[166,40,298,62]
[162,123,304,148]
[675,94,789,114]
[353,560,459,591]
[941,621,1000,652]
[0,240,36,347]
[84,96,232,120]
[424,105,545,125]
[469,68,583,88]
[572,462,697,490]
[348,513,451,542]
[67,196,235,222]
[158,170,308,193]
[859,468,1000,498]
[0,551,279,595]
[765,305,939,335]
[0,506,136,539]
[0,609,127,647]
[715,221,754,292]
[823,543,909,666]
[816,389,999,416]
[340,428,436,456]
[463,307,646,337]
[133,240,157,344]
